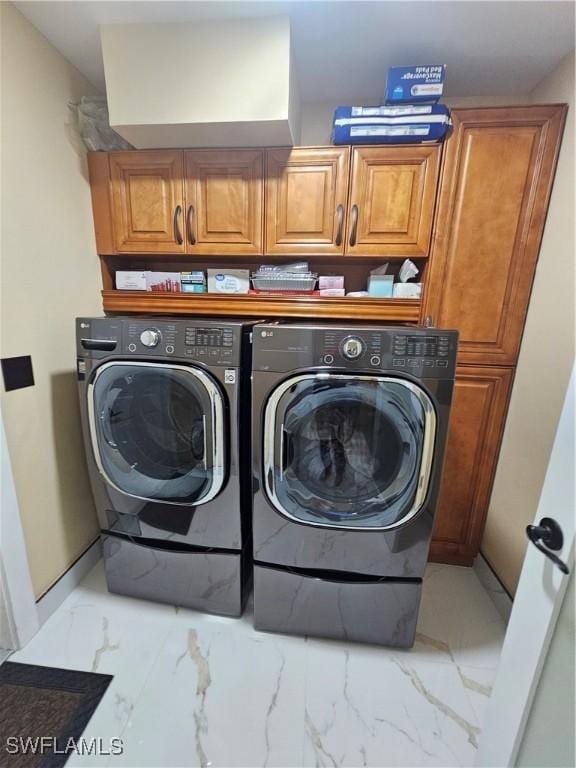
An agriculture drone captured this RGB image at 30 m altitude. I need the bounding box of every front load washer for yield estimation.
[76,316,258,617]
[251,322,458,647]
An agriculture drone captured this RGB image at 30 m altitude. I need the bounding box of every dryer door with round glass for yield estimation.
[88,362,225,505]
[264,374,436,530]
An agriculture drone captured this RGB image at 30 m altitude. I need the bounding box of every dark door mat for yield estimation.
[0,662,113,768]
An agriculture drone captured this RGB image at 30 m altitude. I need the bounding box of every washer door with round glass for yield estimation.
[264,374,436,530]
[88,362,225,505]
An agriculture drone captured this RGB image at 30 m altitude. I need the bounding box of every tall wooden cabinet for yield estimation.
[429,367,514,564]
[425,105,566,564]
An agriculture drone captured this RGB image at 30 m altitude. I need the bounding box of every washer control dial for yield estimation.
[341,336,364,360]
[140,328,160,348]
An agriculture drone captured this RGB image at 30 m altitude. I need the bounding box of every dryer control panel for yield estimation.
[253,324,459,378]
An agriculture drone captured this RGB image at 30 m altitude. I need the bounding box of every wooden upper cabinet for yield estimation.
[430,365,514,565]
[345,145,441,256]
[89,143,443,258]
[109,151,185,254]
[184,150,263,255]
[265,147,350,255]
[424,105,566,366]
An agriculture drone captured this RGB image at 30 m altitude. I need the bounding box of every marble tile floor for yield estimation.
[11,561,506,768]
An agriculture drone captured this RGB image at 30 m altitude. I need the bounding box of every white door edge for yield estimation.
[476,364,575,767]
[0,409,39,649]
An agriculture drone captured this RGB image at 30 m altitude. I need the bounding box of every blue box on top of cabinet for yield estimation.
[385,65,446,104]
[332,104,452,145]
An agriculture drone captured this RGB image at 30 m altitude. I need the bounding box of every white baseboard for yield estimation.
[474,553,513,623]
[36,538,102,625]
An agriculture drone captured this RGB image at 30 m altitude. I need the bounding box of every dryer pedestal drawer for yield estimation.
[253,565,422,648]
[102,535,245,617]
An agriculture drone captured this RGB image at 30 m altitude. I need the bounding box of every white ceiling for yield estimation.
[15,1,575,103]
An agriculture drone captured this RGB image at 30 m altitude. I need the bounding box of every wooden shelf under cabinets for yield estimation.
[101,290,421,322]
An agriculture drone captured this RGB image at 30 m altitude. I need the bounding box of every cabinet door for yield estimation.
[109,151,185,254]
[346,145,441,256]
[265,147,350,255]
[184,150,263,255]
[429,366,514,565]
[424,106,566,365]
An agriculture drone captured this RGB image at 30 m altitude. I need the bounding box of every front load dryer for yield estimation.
[251,322,458,647]
[77,316,258,617]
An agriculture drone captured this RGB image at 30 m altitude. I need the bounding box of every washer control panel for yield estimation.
[392,334,450,358]
[341,336,365,360]
[388,332,454,374]
[252,324,458,378]
[76,318,245,367]
[320,328,382,367]
[126,322,238,364]
[139,329,161,348]
[184,326,234,349]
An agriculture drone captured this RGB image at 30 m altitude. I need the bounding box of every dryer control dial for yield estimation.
[341,336,364,360]
[140,328,160,348]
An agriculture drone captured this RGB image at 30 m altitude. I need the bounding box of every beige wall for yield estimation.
[0,3,102,598]
[481,50,575,595]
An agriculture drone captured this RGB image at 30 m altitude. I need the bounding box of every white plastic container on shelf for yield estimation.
[207,269,250,294]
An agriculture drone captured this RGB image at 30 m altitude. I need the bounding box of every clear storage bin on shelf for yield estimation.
[251,271,318,292]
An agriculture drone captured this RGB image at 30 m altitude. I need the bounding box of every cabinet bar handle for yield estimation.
[349,204,358,247]
[174,206,183,245]
[187,205,196,245]
[335,204,344,246]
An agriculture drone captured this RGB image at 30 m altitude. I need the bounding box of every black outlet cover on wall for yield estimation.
[1,356,35,392]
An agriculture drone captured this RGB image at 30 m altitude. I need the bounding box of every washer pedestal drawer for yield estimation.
[253,564,422,648]
[102,535,245,617]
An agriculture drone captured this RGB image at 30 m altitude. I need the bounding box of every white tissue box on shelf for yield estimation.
[116,271,148,291]
[393,283,422,299]
[319,275,345,290]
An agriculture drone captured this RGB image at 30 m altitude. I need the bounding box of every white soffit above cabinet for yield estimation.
[15,1,576,105]
[101,16,300,148]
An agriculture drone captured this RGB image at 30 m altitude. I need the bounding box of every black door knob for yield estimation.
[526,517,570,575]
